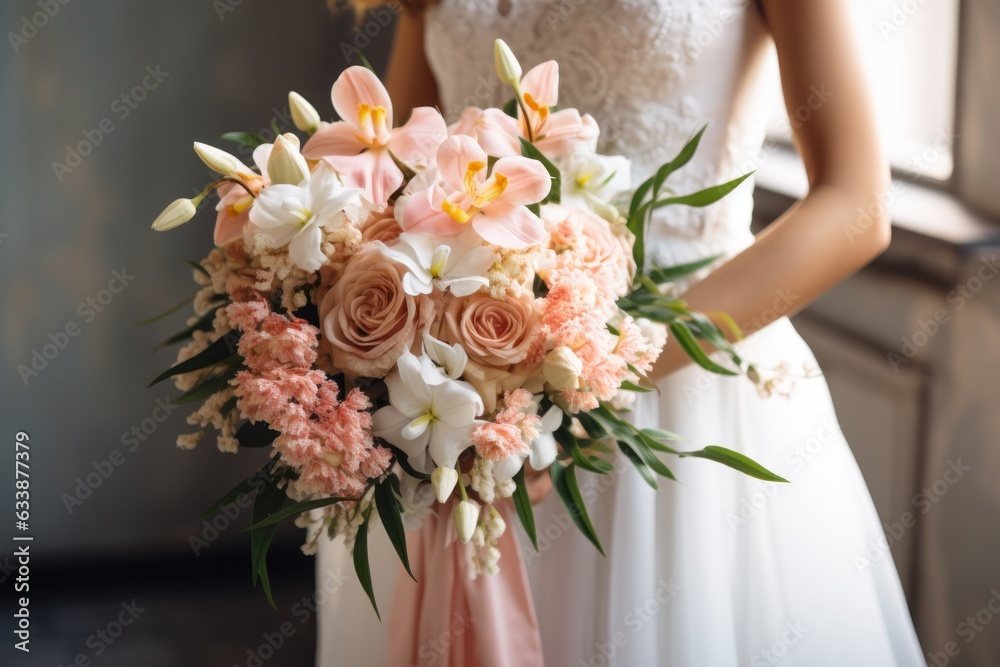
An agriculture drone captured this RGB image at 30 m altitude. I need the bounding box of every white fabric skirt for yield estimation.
[316,317,926,666]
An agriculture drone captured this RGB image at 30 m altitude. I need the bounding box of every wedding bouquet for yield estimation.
[147,40,783,613]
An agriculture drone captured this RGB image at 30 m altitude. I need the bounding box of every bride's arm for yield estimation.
[653,0,890,376]
[385,8,441,119]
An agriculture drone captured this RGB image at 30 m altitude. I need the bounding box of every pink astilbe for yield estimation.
[228,292,390,499]
[472,388,542,461]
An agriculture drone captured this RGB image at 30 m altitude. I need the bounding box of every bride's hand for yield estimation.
[524,466,553,505]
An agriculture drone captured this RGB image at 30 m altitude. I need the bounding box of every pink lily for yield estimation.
[517,61,599,158]
[302,66,446,208]
[398,135,551,249]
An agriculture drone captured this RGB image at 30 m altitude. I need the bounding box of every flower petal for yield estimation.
[398,188,466,237]
[287,222,326,271]
[436,135,488,193]
[324,148,402,208]
[432,380,484,427]
[521,60,559,107]
[385,351,433,417]
[473,202,546,249]
[427,423,474,469]
[492,155,552,207]
[331,65,393,130]
[388,107,447,169]
[302,121,365,159]
[373,405,430,457]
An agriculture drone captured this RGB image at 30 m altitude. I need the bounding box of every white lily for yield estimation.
[373,350,485,472]
[288,91,322,135]
[454,499,481,544]
[193,142,256,179]
[560,151,631,213]
[493,402,564,481]
[422,334,468,381]
[376,229,495,297]
[247,163,362,271]
[266,133,310,185]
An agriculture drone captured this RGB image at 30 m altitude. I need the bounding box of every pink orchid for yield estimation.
[398,135,551,249]
[518,61,599,158]
[302,66,447,208]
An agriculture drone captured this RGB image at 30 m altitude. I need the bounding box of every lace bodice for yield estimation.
[425,0,776,268]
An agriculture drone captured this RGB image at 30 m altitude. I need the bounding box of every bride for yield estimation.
[317,0,926,665]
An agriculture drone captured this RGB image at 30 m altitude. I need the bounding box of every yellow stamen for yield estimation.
[474,172,508,208]
[523,92,550,121]
[227,195,254,217]
[464,160,486,193]
[442,200,472,224]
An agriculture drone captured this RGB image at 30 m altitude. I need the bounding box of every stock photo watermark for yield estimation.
[7,0,72,53]
[51,65,170,182]
[16,267,135,386]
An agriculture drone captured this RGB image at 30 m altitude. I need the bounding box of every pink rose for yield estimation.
[320,247,434,378]
[546,205,635,294]
[360,205,402,245]
[440,291,542,369]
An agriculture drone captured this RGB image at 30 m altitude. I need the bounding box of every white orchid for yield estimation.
[248,163,362,271]
[376,229,496,297]
[493,402,564,482]
[373,350,484,472]
[422,334,468,381]
[560,151,631,213]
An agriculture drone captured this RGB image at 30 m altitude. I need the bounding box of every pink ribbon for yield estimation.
[388,500,545,667]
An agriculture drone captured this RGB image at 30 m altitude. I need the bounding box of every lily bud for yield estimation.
[542,346,584,390]
[151,197,198,231]
[193,142,251,177]
[494,39,522,89]
[453,499,480,544]
[289,91,322,135]
[431,466,459,503]
[267,134,310,185]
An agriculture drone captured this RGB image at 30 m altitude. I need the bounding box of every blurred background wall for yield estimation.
[1,0,999,666]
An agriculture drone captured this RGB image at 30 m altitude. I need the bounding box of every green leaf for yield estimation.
[653,125,706,195]
[645,255,720,284]
[567,436,614,474]
[374,475,415,581]
[628,177,654,218]
[512,466,538,551]
[251,479,287,609]
[389,446,431,480]
[653,171,754,209]
[353,506,380,620]
[153,306,224,351]
[550,462,605,556]
[133,293,195,326]
[619,381,653,393]
[244,496,350,531]
[149,333,239,386]
[186,259,210,277]
[221,131,267,148]
[681,445,789,482]
[236,420,279,448]
[668,321,737,376]
[169,366,239,405]
[201,456,277,519]
[619,442,657,488]
[502,97,518,119]
[518,137,561,205]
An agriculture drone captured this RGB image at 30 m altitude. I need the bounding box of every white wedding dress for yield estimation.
[317,1,927,665]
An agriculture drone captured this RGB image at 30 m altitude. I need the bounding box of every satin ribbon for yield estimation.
[387,500,545,667]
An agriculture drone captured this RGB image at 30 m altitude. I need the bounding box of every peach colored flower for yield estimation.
[320,247,434,378]
[302,66,447,207]
[543,205,635,294]
[440,290,542,369]
[360,205,402,245]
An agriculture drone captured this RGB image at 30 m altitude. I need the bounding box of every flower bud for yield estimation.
[453,499,480,544]
[267,133,310,185]
[494,39,522,89]
[151,198,198,231]
[542,346,584,390]
[289,91,322,135]
[431,466,458,503]
[193,142,251,177]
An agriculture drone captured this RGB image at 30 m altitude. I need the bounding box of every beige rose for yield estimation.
[441,291,542,369]
[360,206,402,245]
[320,247,434,378]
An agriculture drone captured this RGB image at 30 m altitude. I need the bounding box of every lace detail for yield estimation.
[425,0,775,270]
